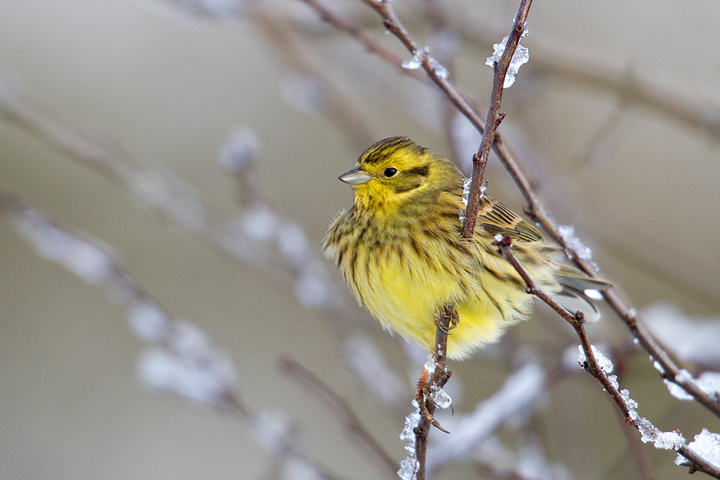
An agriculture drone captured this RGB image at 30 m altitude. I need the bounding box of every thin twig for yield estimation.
[461,0,532,239]
[414,305,454,480]
[296,0,426,84]
[614,408,657,480]
[496,235,720,479]
[605,289,720,418]
[355,0,490,140]
[277,356,398,479]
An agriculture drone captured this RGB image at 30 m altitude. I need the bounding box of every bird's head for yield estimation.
[339,137,461,214]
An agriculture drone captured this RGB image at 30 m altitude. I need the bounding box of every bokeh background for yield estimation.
[1,0,720,479]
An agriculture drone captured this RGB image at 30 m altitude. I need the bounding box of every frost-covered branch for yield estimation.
[403,306,454,480]
[497,236,720,478]
[605,289,720,419]
[460,0,532,239]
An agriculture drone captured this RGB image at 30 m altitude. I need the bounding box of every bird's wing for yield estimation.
[475,196,543,243]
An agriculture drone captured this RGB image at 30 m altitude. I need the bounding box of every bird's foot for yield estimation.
[415,366,450,433]
[434,308,459,335]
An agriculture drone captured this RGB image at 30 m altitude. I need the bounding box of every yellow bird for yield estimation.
[323,137,608,360]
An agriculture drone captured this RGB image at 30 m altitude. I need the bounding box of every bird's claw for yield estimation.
[434,309,460,335]
[415,367,450,434]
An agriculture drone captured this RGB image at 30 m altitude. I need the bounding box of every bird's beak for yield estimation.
[338,167,371,185]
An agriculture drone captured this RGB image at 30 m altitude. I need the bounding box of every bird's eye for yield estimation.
[384,167,398,178]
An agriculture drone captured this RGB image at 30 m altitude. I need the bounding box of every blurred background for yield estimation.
[1,0,720,479]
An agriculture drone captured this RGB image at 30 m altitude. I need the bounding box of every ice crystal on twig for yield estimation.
[137,346,237,405]
[636,417,685,450]
[430,385,452,409]
[676,429,720,468]
[252,408,292,452]
[128,301,170,342]
[428,57,448,79]
[11,207,114,284]
[577,344,613,373]
[398,400,421,479]
[485,35,529,88]
[402,48,448,79]
[664,370,720,401]
[402,48,425,70]
[558,225,594,262]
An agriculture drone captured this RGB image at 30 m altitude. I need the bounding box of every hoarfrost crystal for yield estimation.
[137,347,235,405]
[398,457,419,480]
[620,388,639,420]
[558,225,594,262]
[402,48,448,79]
[424,354,437,375]
[277,222,310,268]
[665,379,694,401]
[241,204,278,240]
[402,49,425,70]
[664,370,720,401]
[398,401,421,479]
[458,177,472,224]
[429,57,448,79]
[577,344,613,373]
[430,385,452,409]
[11,207,114,285]
[676,429,720,468]
[636,417,685,450]
[485,35,529,88]
[295,273,330,308]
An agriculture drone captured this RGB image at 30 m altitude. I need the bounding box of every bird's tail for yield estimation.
[553,265,613,323]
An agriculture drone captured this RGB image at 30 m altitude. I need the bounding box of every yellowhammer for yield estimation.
[323,137,609,360]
